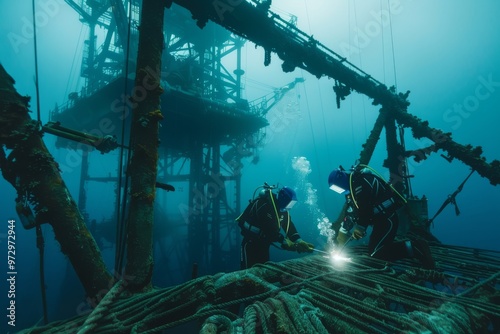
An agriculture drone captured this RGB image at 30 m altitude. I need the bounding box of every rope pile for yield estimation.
[20,244,500,333]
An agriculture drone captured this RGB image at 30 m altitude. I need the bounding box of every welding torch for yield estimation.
[313,235,353,256]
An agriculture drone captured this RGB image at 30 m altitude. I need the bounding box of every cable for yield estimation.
[64,23,85,102]
[114,0,134,276]
[302,0,333,192]
[32,0,47,324]
[380,0,386,83]
[352,0,363,70]
[32,0,42,123]
[348,2,357,156]
[36,224,48,324]
[351,1,368,139]
[387,0,398,89]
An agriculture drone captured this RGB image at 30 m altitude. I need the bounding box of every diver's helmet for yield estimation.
[277,186,297,211]
[328,169,350,194]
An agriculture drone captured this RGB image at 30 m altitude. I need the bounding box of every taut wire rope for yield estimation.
[387,0,398,89]
[115,0,134,276]
[32,0,48,324]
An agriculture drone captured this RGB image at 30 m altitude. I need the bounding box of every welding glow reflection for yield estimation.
[320,250,352,267]
[331,252,351,263]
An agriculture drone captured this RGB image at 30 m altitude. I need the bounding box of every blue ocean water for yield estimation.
[1,1,499,332]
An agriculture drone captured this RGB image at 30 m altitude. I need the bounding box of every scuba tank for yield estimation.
[252,182,277,201]
[237,182,288,242]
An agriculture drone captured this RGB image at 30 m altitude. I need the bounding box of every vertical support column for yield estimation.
[211,144,221,270]
[125,0,165,291]
[78,151,89,222]
[234,38,244,99]
[385,110,417,236]
[188,140,204,276]
[383,110,406,195]
[233,169,242,268]
[88,24,96,85]
[358,107,388,165]
[234,174,241,216]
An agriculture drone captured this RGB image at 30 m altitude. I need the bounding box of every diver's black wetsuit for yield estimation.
[348,171,408,261]
[237,190,301,269]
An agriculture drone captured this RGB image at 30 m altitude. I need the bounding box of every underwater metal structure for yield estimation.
[1,0,500,333]
[53,1,304,280]
[54,0,500,275]
[52,0,499,280]
[52,0,277,277]
[167,0,500,188]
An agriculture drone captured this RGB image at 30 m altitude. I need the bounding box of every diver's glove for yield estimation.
[281,238,295,251]
[295,239,314,253]
[352,225,367,240]
[336,230,350,246]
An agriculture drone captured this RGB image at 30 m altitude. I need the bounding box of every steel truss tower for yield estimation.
[53,1,271,278]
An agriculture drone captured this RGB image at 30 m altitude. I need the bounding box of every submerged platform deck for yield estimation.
[21,243,500,333]
[51,77,268,152]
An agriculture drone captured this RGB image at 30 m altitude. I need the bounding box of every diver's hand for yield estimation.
[295,239,314,253]
[336,231,350,246]
[352,225,367,240]
[281,238,295,250]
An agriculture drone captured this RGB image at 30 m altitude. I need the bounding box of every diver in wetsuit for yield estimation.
[236,184,314,269]
[328,165,435,269]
